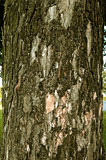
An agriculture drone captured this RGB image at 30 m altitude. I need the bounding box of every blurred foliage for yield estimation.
[103,97,106,101]
[103,71,106,94]
[103,111,106,159]
[103,27,106,94]
[0,0,4,51]
[103,27,106,70]
[0,88,2,98]
[0,0,4,77]
[0,109,2,151]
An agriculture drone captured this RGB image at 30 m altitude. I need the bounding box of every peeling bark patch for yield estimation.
[58,0,77,29]
[86,21,92,63]
[30,35,40,64]
[46,93,55,113]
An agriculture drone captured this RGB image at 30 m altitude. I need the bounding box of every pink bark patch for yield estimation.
[46,93,55,113]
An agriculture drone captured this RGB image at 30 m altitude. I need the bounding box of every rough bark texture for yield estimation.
[2,0,104,160]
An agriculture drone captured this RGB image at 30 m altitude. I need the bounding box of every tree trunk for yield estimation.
[2,0,104,159]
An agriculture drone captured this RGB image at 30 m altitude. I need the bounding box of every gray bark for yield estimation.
[2,0,104,160]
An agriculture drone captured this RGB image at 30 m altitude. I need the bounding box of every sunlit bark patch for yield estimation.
[46,93,55,113]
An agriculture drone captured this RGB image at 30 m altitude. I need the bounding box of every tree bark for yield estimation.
[2,0,104,160]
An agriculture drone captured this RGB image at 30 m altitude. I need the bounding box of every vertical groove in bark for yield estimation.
[2,0,104,160]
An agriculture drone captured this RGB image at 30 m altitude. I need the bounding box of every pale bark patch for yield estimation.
[93,92,97,100]
[46,93,55,113]
[82,100,85,107]
[97,64,100,82]
[71,84,80,102]
[26,120,32,140]
[72,48,79,79]
[23,95,31,113]
[41,45,47,77]
[85,111,93,126]
[76,135,87,151]
[18,13,25,32]
[72,119,76,128]
[55,106,68,129]
[54,90,59,108]
[72,48,78,71]
[58,0,77,28]
[6,145,8,160]
[45,5,58,23]
[41,132,47,145]
[41,45,53,77]
[30,35,40,64]
[67,102,72,113]
[99,103,103,117]
[56,106,63,117]
[56,132,63,149]
[26,144,30,153]
[16,64,24,90]
[93,132,96,151]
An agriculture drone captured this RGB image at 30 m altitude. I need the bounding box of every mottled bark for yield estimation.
[2,0,104,160]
